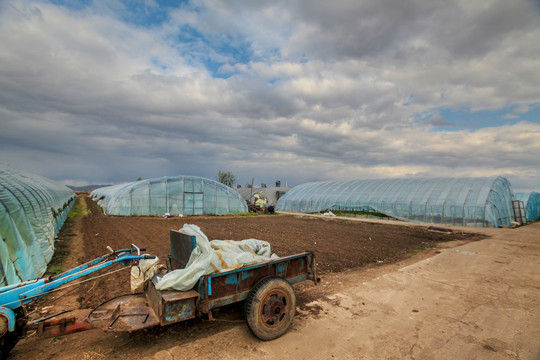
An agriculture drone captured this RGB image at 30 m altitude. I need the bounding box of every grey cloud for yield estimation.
[444,1,539,59]
[421,113,455,127]
[287,0,446,60]
[1,0,539,190]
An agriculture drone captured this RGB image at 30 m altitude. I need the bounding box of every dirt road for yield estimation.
[248,222,540,360]
[9,197,540,359]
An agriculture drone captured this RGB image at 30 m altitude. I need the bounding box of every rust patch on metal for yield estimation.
[88,294,160,332]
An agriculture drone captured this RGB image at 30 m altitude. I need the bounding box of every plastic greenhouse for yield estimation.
[0,162,76,286]
[276,177,515,228]
[515,192,540,221]
[90,176,248,216]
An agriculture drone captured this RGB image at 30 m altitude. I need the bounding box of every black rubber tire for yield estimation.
[244,276,296,341]
[0,332,20,360]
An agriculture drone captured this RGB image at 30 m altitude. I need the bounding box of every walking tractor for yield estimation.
[0,230,318,358]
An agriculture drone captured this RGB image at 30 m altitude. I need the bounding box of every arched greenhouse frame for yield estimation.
[91,175,248,216]
[515,192,540,221]
[0,162,76,286]
[276,177,515,228]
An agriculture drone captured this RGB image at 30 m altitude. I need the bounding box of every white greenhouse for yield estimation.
[276,177,515,228]
[91,175,248,216]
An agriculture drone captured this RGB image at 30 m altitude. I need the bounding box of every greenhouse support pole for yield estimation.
[165,177,169,213]
[461,182,474,227]
[476,177,492,227]
[424,180,439,224]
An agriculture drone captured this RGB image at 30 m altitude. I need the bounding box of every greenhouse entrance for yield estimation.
[184,192,204,215]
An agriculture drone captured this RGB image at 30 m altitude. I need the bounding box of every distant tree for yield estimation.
[136,177,142,181]
[217,170,236,188]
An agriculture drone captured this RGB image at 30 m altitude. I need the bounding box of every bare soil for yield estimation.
[10,196,484,360]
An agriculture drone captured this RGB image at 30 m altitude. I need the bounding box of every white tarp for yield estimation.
[155,224,278,291]
[130,256,160,293]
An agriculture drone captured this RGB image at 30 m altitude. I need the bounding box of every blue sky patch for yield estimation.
[173,24,254,78]
[50,0,92,10]
[420,104,540,132]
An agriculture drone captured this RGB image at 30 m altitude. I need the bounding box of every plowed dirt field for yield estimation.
[10,196,484,360]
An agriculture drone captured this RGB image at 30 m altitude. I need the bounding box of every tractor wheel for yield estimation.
[244,276,296,341]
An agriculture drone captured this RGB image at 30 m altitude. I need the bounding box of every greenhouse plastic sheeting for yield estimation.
[90,176,248,216]
[0,162,76,286]
[276,177,515,228]
[515,192,540,221]
[155,224,278,291]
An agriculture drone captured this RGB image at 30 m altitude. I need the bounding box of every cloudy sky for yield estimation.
[0,0,539,191]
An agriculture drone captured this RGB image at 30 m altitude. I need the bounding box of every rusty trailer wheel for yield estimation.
[245,276,296,341]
